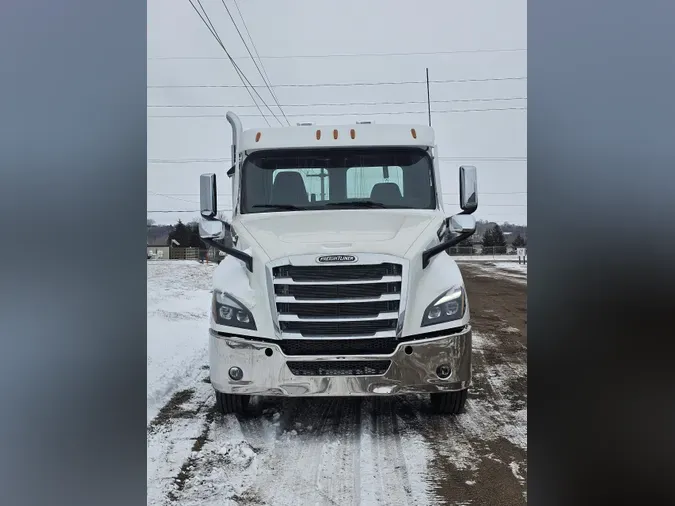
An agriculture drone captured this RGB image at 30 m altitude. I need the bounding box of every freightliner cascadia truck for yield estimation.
[199,111,478,415]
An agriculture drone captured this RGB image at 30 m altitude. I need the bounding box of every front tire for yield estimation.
[215,390,250,414]
[430,389,468,414]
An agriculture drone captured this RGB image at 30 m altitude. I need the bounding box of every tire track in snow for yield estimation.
[225,397,350,505]
[390,407,417,504]
[359,398,434,505]
[147,379,215,506]
[351,401,362,506]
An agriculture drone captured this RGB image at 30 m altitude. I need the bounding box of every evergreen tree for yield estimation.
[481,227,495,254]
[187,221,205,248]
[512,234,527,248]
[482,224,507,255]
[452,236,475,255]
[168,220,191,247]
[491,224,507,254]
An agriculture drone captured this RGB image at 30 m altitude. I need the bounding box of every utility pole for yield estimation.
[426,68,432,127]
[306,169,328,200]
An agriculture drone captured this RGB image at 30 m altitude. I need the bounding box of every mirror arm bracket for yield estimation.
[203,238,253,272]
[422,231,474,269]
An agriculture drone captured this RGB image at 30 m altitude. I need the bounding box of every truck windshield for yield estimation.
[240,148,436,213]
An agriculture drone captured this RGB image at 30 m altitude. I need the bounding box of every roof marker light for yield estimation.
[333,129,338,140]
[350,129,356,139]
[316,129,321,140]
[255,132,261,142]
[411,128,417,139]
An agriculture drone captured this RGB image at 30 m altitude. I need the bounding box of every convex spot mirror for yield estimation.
[199,219,225,240]
[200,173,218,219]
[459,166,477,214]
[449,214,476,234]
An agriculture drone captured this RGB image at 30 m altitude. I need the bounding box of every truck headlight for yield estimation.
[212,291,256,330]
[421,286,466,327]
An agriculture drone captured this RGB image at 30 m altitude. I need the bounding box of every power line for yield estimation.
[231,0,287,124]
[188,0,270,126]
[148,48,527,60]
[147,96,527,108]
[188,0,280,126]
[197,0,283,126]
[148,107,527,118]
[148,190,198,204]
[218,0,289,125]
[147,76,527,89]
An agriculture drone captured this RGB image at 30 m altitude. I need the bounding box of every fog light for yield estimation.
[436,364,451,379]
[228,366,243,381]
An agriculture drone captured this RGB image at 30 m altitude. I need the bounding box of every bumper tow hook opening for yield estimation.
[228,366,243,381]
[436,364,451,379]
[265,348,273,357]
[404,345,413,355]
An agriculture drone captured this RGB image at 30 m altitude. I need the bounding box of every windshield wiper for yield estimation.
[251,204,306,211]
[323,200,388,208]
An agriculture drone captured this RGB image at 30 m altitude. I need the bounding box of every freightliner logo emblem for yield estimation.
[316,255,358,263]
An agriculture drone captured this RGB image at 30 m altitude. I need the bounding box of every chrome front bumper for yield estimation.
[209,326,472,396]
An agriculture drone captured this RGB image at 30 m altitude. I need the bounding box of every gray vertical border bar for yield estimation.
[529,0,675,504]
[0,1,147,505]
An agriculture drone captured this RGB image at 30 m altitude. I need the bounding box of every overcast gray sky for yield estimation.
[147,0,527,225]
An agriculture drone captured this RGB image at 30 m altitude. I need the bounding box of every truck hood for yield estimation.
[236,210,440,260]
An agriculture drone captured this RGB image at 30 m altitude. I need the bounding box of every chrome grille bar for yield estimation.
[273,275,402,285]
[275,293,400,304]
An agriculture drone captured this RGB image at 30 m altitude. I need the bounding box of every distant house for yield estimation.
[147,242,170,260]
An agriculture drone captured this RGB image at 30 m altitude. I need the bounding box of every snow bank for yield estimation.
[147,261,215,423]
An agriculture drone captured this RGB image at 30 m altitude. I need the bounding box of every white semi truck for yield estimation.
[199,112,478,415]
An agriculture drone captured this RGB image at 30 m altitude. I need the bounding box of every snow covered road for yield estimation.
[147,261,527,505]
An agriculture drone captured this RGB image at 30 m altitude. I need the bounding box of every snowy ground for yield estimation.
[147,261,215,424]
[147,261,527,505]
[458,260,528,285]
[448,255,525,262]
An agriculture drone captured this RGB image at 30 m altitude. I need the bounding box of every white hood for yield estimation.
[236,209,441,260]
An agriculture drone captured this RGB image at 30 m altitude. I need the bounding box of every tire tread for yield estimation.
[215,391,250,414]
[430,389,468,414]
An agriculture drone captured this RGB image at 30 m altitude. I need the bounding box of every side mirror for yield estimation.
[199,219,225,240]
[459,166,478,214]
[200,173,218,219]
[449,214,476,234]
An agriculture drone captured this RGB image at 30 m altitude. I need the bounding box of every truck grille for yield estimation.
[272,262,403,338]
[286,360,391,376]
